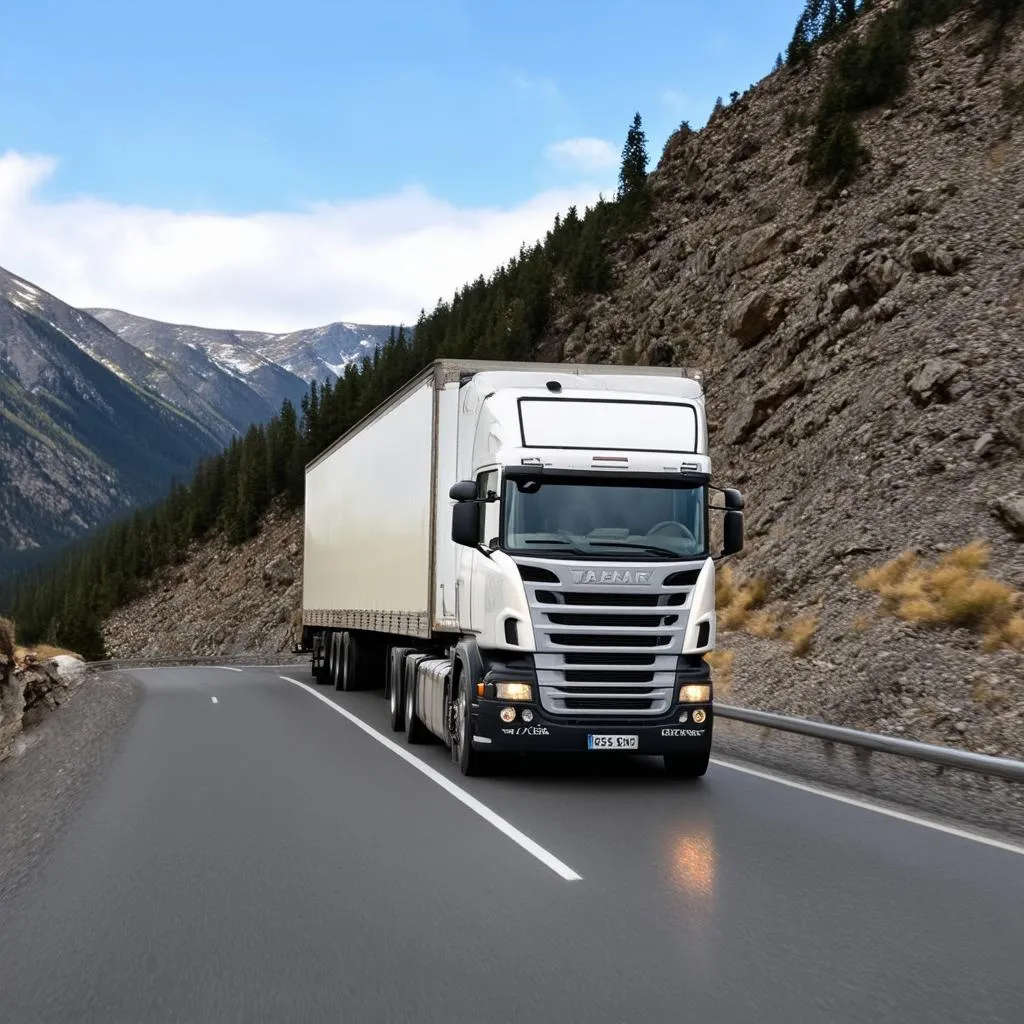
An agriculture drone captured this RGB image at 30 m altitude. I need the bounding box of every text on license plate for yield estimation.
[587,734,638,750]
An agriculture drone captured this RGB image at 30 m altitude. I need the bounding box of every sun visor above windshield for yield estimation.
[517,397,699,454]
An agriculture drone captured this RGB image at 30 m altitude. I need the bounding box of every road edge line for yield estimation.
[280,677,582,881]
[711,757,1024,857]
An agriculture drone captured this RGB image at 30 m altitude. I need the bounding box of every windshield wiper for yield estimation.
[518,538,591,556]
[585,541,685,559]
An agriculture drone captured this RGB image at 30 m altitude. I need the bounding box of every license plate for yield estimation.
[587,734,638,750]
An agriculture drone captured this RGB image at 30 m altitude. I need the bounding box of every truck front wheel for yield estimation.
[453,674,485,777]
[663,752,710,779]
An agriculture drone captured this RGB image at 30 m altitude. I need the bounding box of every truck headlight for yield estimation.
[679,684,711,703]
[495,682,532,702]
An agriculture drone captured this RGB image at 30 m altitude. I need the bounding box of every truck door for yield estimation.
[457,467,499,633]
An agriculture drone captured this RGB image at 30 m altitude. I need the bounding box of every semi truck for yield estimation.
[300,359,744,777]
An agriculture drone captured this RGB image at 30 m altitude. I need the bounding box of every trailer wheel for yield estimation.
[663,752,710,778]
[341,632,367,691]
[319,631,336,686]
[329,633,344,689]
[311,633,323,680]
[404,669,428,744]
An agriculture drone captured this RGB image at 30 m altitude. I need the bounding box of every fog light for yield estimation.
[678,710,689,723]
[522,709,534,723]
[679,684,712,703]
[495,682,532,701]
[500,707,516,723]
[693,709,707,724]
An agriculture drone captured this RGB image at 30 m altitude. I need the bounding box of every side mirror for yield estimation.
[724,488,745,511]
[449,480,477,502]
[452,502,482,547]
[723,510,744,556]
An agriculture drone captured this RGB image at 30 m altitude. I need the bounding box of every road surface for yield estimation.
[1,666,1021,1023]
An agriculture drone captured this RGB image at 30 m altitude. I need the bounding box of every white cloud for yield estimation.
[0,149,608,333]
[545,138,619,174]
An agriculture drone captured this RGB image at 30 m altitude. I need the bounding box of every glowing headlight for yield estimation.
[679,684,712,703]
[495,682,532,702]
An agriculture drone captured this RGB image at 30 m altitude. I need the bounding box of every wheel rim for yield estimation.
[390,680,398,716]
[406,676,414,727]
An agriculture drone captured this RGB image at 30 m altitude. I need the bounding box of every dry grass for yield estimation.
[787,614,819,657]
[856,541,1024,651]
[706,649,735,698]
[715,566,819,656]
[716,564,770,630]
[17,644,83,663]
[2,620,82,668]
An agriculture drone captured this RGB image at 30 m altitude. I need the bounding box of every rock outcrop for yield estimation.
[1,653,86,761]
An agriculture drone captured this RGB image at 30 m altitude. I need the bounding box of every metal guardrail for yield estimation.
[716,703,1024,783]
[84,657,1024,783]
[87,654,307,671]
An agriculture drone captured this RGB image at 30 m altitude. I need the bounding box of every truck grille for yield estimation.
[517,557,705,717]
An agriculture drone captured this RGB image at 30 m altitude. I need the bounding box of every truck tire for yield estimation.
[663,752,710,778]
[337,632,351,691]
[453,671,485,777]
[387,647,413,732]
[329,633,344,689]
[404,669,429,744]
[314,633,328,684]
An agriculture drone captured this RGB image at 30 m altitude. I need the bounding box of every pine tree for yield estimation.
[774,52,784,71]
[616,112,649,213]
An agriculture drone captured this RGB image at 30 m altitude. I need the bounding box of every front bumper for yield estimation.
[470,701,713,754]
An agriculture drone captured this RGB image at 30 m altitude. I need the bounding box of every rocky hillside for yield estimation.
[102,4,1024,756]
[104,504,303,660]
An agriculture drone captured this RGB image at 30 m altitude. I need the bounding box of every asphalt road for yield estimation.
[1,666,1022,1024]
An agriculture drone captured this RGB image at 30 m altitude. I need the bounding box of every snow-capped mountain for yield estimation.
[88,309,396,390]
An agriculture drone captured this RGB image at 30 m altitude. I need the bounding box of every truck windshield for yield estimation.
[502,476,707,559]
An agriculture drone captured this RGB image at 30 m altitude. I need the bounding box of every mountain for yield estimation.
[87,309,395,388]
[0,269,221,563]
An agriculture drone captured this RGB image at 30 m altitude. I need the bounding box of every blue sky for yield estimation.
[0,0,805,329]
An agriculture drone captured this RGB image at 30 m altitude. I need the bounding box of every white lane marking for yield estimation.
[217,666,243,672]
[712,757,1024,858]
[211,697,219,704]
[281,676,582,881]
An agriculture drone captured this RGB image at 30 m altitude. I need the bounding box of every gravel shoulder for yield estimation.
[0,670,142,903]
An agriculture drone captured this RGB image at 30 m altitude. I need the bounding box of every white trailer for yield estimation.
[301,359,744,777]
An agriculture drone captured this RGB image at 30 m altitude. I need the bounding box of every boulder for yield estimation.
[725,290,787,347]
[991,496,1024,539]
[906,359,964,406]
[722,375,805,445]
[262,556,296,587]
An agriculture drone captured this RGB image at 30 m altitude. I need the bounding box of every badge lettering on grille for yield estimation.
[569,569,652,585]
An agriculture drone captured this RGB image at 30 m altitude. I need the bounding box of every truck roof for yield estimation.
[306,359,705,471]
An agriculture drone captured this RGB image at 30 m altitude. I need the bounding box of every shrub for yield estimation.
[787,614,819,656]
[856,541,1024,650]
[716,565,770,630]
